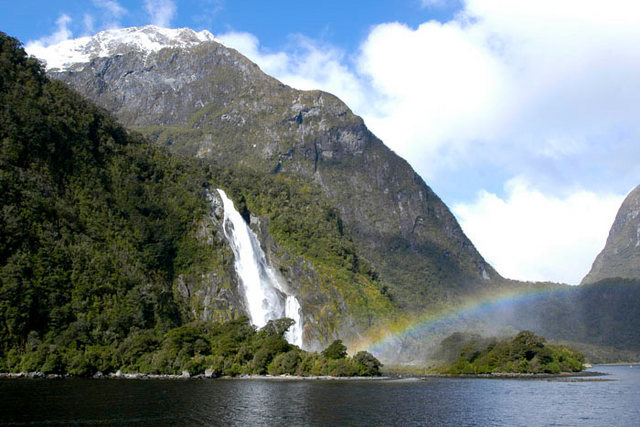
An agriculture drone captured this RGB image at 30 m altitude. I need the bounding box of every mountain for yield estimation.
[582,185,640,285]
[0,32,395,375]
[3,26,405,355]
[40,25,501,314]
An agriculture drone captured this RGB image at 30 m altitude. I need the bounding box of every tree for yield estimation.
[511,331,545,361]
[259,318,295,338]
[268,350,301,375]
[353,351,383,376]
[322,339,347,360]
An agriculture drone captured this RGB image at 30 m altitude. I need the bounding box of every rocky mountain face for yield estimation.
[45,26,500,317]
[582,185,640,285]
[176,189,247,323]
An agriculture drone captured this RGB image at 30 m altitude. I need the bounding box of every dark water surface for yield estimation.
[1,366,639,426]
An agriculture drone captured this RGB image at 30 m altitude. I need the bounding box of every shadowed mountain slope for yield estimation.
[582,185,640,285]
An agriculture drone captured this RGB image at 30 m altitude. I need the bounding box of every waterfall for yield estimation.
[284,295,303,347]
[217,189,303,347]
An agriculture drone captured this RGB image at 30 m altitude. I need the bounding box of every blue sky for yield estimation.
[4,1,640,284]
[4,1,461,53]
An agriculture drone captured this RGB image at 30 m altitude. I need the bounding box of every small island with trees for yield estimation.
[433,330,585,376]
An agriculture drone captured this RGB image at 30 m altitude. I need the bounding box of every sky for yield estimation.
[3,0,640,285]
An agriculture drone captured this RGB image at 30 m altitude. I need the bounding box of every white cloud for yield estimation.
[144,0,177,27]
[25,2,128,46]
[92,0,127,18]
[25,14,73,55]
[31,14,73,46]
[357,2,640,185]
[83,14,95,35]
[356,20,513,175]
[92,0,127,29]
[217,32,289,75]
[453,178,625,284]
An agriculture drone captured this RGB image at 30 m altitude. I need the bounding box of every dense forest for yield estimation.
[0,30,205,373]
[0,32,385,376]
[8,315,382,377]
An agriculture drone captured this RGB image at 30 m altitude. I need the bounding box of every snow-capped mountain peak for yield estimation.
[26,25,216,71]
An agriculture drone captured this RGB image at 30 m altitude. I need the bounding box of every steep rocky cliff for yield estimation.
[45,26,500,313]
[175,189,246,323]
[582,185,640,284]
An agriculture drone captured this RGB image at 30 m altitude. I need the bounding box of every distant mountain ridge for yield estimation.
[40,25,501,313]
[582,185,640,284]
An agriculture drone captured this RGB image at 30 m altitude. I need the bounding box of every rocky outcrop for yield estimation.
[582,185,640,284]
[175,190,247,322]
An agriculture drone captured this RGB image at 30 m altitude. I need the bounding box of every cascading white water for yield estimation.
[284,295,303,346]
[217,189,303,347]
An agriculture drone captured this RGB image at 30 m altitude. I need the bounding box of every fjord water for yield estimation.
[1,366,638,426]
[216,189,303,347]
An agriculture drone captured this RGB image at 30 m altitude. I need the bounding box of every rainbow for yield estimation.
[353,284,576,356]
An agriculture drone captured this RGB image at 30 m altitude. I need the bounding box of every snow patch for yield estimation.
[26,25,216,71]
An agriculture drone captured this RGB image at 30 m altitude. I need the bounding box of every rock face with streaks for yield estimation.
[582,185,640,284]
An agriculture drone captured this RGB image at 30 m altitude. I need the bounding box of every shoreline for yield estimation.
[0,370,609,381]
[421,370,608,380]
[2,364,624,381]
[593,362,640,366]
[0,371,390,381]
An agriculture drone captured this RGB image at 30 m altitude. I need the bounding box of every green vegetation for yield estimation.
[0,315,382,377]
[322,339,348,360]
[436,331,584,375]
[551,341,640,365]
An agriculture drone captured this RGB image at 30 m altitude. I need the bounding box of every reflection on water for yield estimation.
[1,366,639,426]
